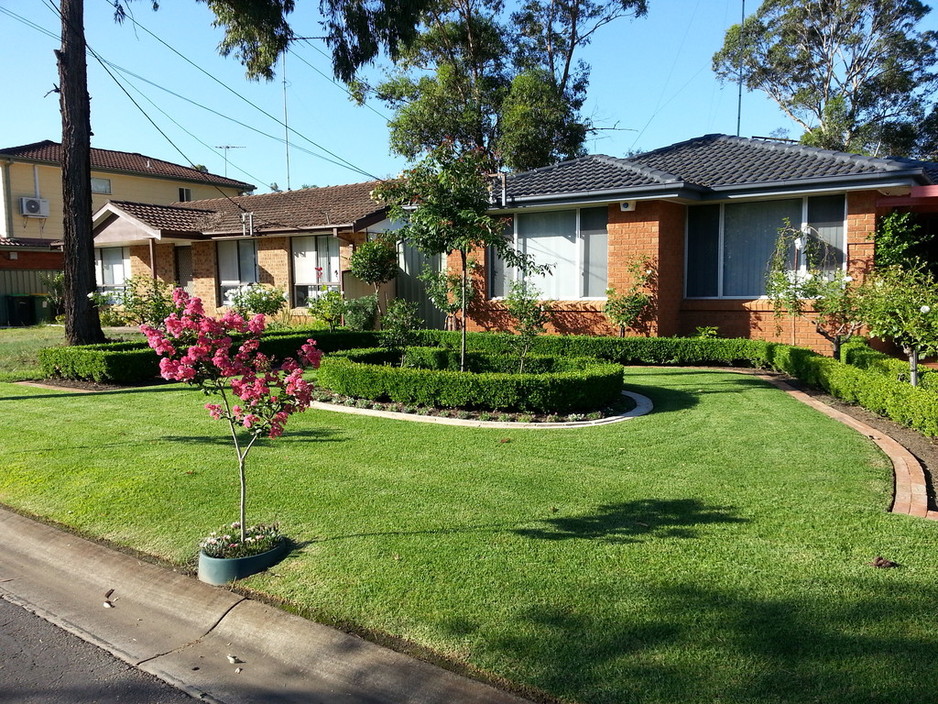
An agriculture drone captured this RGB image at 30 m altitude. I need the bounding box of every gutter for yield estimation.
[1,159,13,238]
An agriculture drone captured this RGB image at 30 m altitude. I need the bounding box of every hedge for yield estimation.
[38,329,382,384]
[840,339,935,390]
[317,347,624,413]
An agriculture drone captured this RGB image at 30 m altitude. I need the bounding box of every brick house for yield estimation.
[91,182,395,318]
[471,134,938,353]
[0,139,252,325]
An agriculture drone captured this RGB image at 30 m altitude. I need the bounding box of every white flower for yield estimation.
[793,237,805,251]
[843,276,853,283]
[922,305,932,314]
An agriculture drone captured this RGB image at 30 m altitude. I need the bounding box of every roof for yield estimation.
[181,180,387,235]
[504,134,937,204]
[0,140,254,192]
[94,181,387,238]
[102,201,217,237]
[0,237,59,249]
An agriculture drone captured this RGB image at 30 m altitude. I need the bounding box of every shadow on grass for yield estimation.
[513,499,746,543]
[0,385,183,402]
[472,578,938,704]
[160,427,346,446]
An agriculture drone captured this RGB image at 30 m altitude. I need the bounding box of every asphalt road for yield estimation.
[0,596,194,704]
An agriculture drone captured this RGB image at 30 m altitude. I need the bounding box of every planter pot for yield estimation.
[197,539,289,585]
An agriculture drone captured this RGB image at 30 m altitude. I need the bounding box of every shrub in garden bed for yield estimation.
[318,347,624,414]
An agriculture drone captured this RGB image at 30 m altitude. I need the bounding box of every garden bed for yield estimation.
[316,347,624,414]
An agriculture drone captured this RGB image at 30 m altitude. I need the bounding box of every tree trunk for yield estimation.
[58,0,106,346]
[908,346,920,387]
[459,250,468,372]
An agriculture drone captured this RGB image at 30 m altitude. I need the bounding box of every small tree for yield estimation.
[307,290,346,332]
[855,263,938,386]
[380,299,423,366]
[372,142,539,371]
[873,211,934,269]
[504,281,553,373]
[348,238,398,321]
[141,289,321,549]
[604,258,656,336]
[766,222,862,356]
[39,272,66,318]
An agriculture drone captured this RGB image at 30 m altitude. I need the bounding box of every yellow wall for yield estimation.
[2,161,245,241]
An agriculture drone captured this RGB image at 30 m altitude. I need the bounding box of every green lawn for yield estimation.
[1,368,936,704]
[0,325,143,381]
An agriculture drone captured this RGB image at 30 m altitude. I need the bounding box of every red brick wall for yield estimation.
[192,241,218,308]
[0,250,64,270]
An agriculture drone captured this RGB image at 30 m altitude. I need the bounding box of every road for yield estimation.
[0,596,194,704]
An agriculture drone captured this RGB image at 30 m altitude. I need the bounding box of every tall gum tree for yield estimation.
[712,0,938,156]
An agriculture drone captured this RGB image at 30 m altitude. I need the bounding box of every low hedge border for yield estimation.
[840,339,935,390]
[317,347,624,413]
[38,329,382,384]
[37,326,937,437]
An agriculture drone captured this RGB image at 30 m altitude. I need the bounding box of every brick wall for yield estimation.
[258,237,289,288]
[192,241,218,308]
[0,250,64,270]
[465,190,881,355]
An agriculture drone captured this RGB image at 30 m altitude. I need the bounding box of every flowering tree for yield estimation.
[142,289,322,547]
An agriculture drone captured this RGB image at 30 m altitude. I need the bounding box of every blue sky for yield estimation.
[2,1,937,193]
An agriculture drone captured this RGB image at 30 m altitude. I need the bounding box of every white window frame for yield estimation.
[178,187,192,202]
[491,206,608,300]
[217,239,259,306]
[684,194,847,300]
[94,246,131,302]
[291,234,341,308]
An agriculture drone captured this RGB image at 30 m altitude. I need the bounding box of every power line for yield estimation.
[102,2,381,180]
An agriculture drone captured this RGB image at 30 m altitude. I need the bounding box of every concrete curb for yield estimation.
[311,390,653,429]
[0,508,530,704]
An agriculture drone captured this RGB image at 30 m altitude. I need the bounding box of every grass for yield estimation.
[0,325,143,381]
[1,367,936,703]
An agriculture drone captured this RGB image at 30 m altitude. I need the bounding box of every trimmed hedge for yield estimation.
[317,347,624,413]
[840,339,935,390]
[37,329,382,385]
[38,342,159,384]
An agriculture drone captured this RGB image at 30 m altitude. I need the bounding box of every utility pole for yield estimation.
[58,0,105,345]
[214,145,245,177]
[282,51,292,191]
[736,0,745,137]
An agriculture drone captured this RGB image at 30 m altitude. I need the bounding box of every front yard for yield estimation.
[0,367,935,703]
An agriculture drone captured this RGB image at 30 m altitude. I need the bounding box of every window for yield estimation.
[91,177,112,194]
[490,206,608,299]
[178,187,192,202]
[94,247,130,302]
[292,235,340,307]
[217,239,258,305]
[685,195,845,298]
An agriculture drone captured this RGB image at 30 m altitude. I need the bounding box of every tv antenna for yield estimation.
[214,145,245,177]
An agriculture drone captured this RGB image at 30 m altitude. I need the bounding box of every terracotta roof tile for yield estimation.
[183,180,387,234]
[106,201,216,235]
[0,140,254,191]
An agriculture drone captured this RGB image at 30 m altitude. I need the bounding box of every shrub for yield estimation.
[317,347,623,413]
[344,295,378,331]
[229,283,287,317]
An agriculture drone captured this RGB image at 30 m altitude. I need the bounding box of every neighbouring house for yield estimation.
[91,181,417,321]
[0,139,253,325]
[467,133,938,353]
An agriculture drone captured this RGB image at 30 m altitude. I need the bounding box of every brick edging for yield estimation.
[751,373,935,521]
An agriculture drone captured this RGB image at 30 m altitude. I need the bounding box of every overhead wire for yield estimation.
[99,0,381,180]
[40,0,358,234]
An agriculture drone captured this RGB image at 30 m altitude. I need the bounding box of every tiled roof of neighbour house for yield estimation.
[0,140,254,192]
[104,201,218,236]
[503,134,937,204]
[184,180,387,235]
[0,237,58,249]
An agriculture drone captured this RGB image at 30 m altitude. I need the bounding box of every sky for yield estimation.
[2,0,937,195]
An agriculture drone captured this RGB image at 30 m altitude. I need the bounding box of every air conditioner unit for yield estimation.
[19,197,49,217]
[619,200,637,212]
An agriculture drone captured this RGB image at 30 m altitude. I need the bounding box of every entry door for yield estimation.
[174,246,195,294]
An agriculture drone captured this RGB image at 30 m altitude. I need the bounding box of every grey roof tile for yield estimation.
[504,134,935,200]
